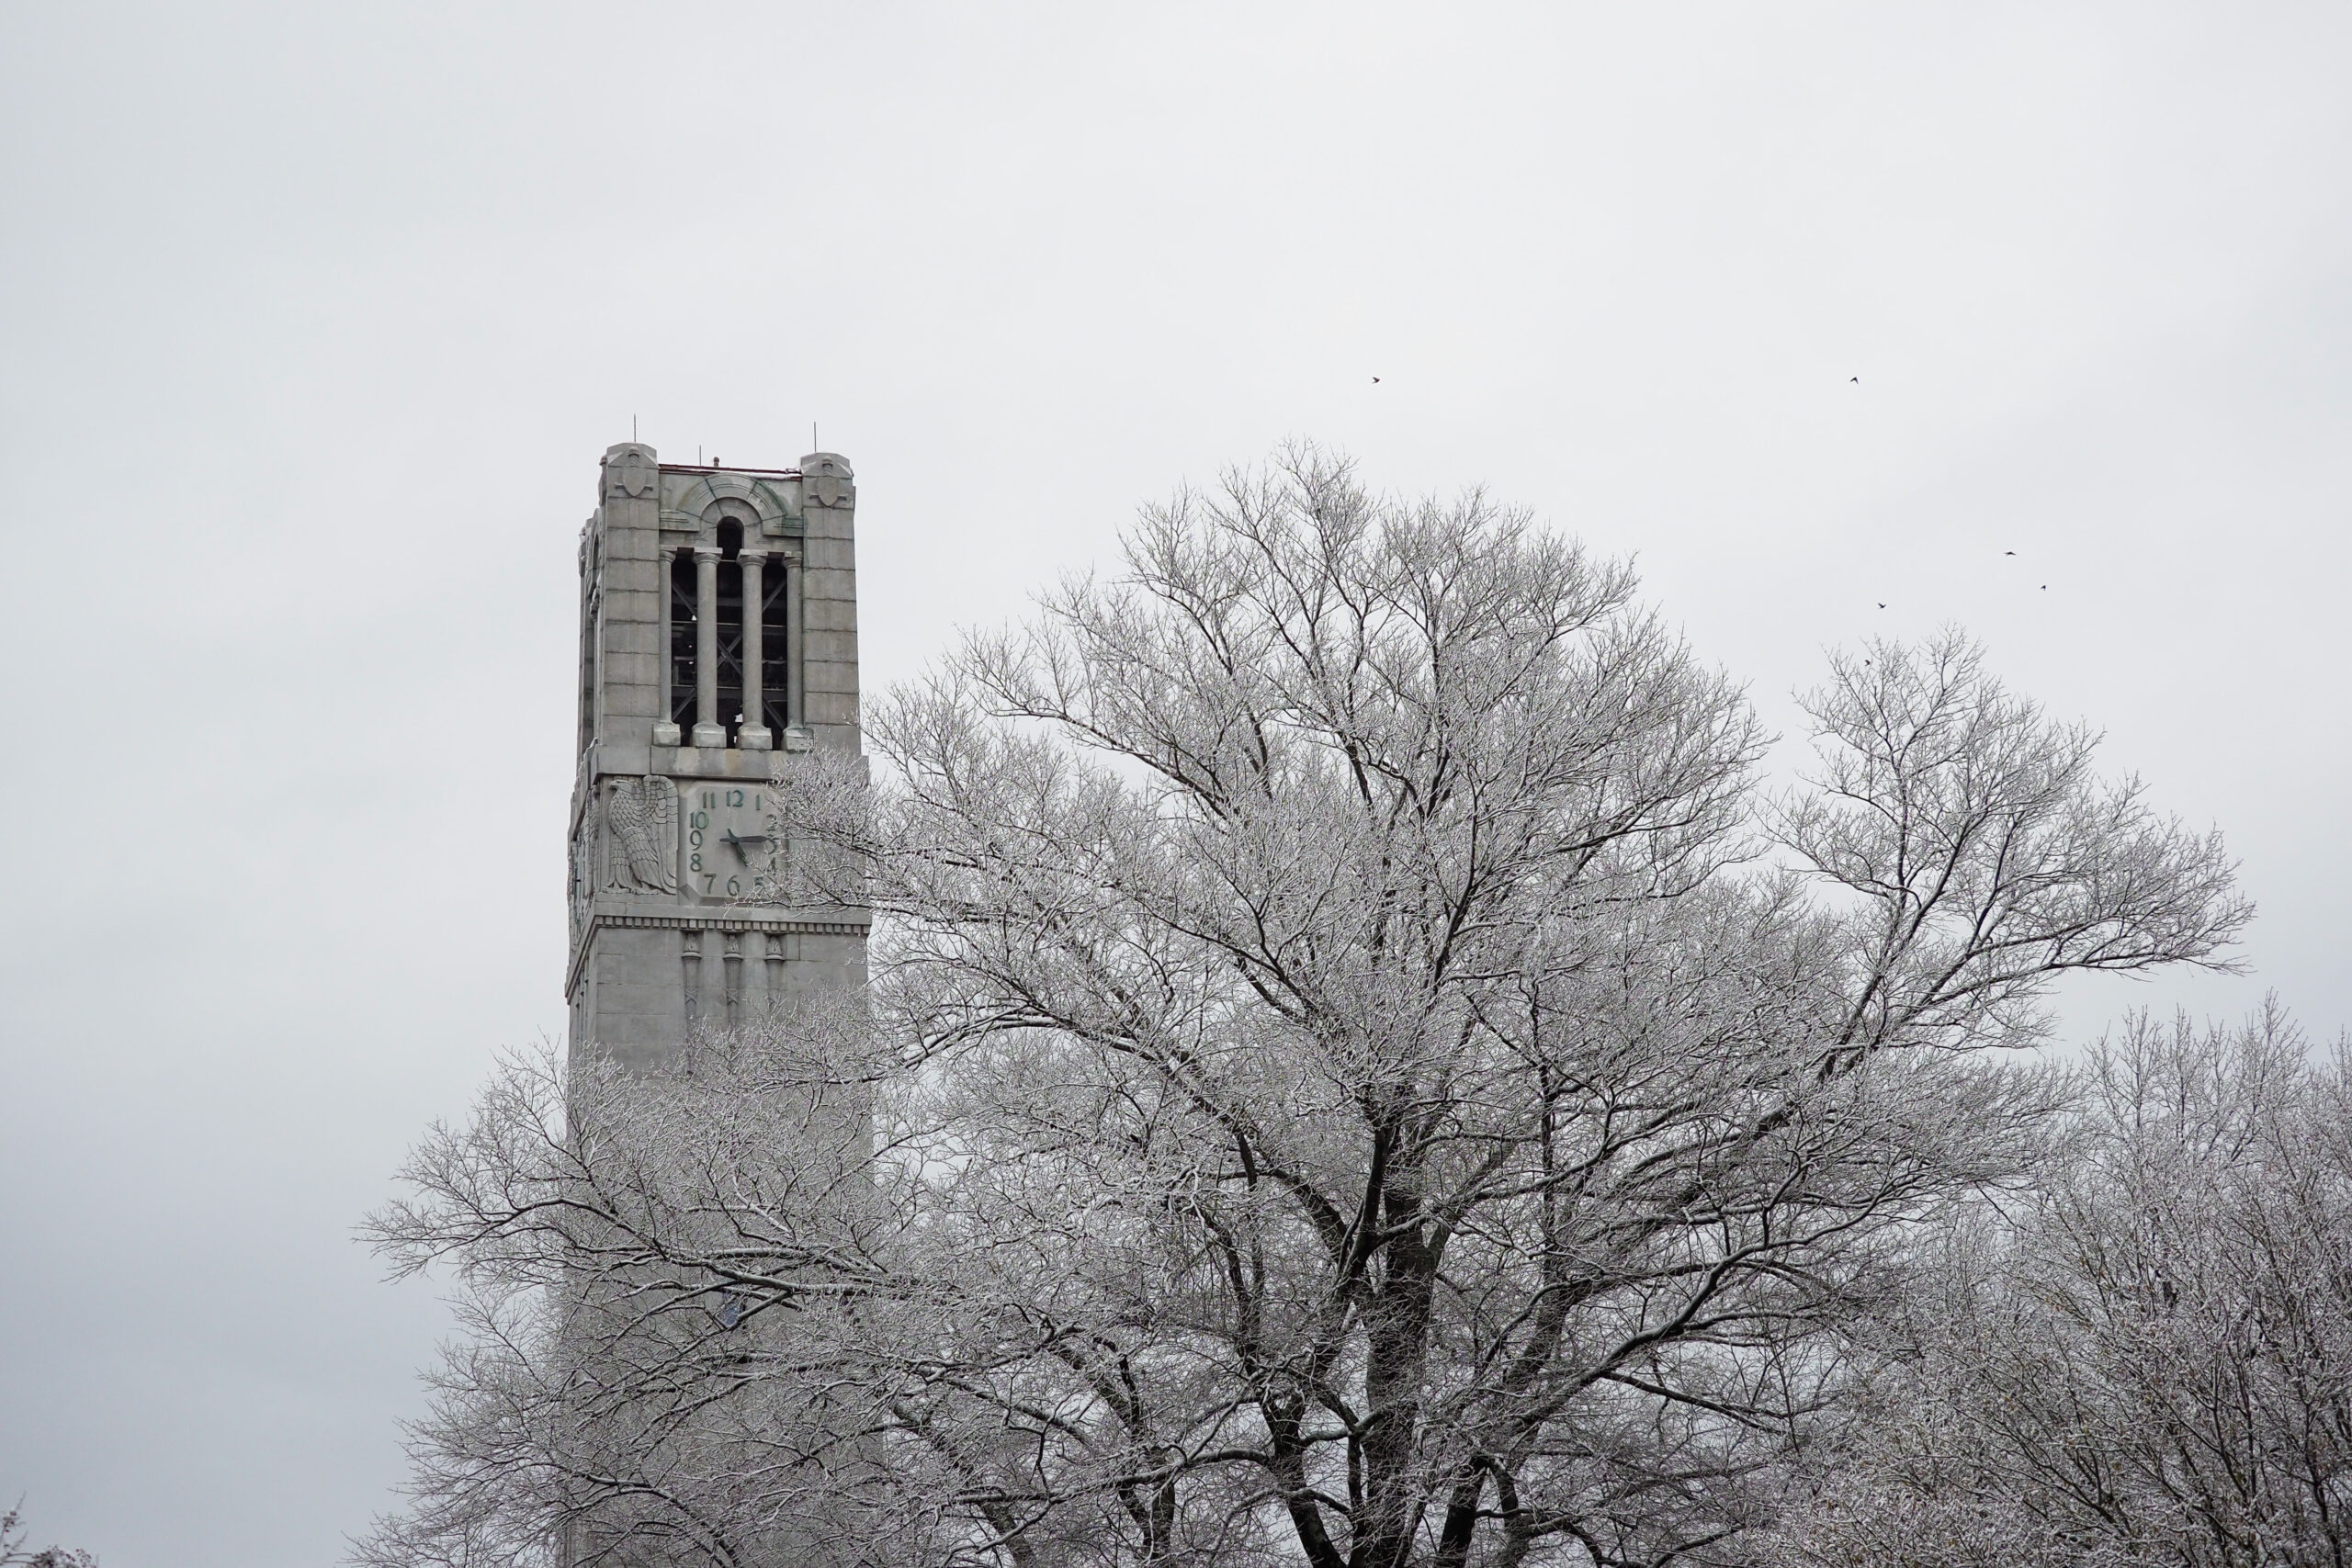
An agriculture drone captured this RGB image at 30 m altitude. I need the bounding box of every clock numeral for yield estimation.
[726,876,741,897]
[689,829,704,849]
[727,788,746,807]
[691,810,710,829]
[690,853,703,873]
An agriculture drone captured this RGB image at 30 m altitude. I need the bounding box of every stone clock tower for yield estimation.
[565,442,865,1067]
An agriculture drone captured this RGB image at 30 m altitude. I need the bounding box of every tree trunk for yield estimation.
[1351,1191,1440,1568]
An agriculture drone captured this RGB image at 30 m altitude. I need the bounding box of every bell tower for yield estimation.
[566,442,865,1067]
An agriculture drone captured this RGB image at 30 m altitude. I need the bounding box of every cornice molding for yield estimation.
[565,907,871,998]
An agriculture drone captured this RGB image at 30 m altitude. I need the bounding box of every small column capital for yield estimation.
[693,544,724,563]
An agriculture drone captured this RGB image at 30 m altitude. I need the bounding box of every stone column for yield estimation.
[597,442,665,766]
[723,931,743,1026]
[681,926,705,1028]
[650,547,681,748]
[692,546,725,748]
[784,551,808,748]
[763,932,786,1013]
[737,549,771,750]
[795,451,855,752]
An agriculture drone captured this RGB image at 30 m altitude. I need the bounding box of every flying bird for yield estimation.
[1850,377,1859,383]
[1878,602,1887,609]
[2005,550,2016,556]
[1373,376,1381,383]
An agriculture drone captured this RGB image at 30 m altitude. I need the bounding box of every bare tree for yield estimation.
[777,447,2246,1565]
[0,1503,96,1568]
[1769,1003,2352,1568]
[364,447,2249,1567]
[353,1001,932,1568]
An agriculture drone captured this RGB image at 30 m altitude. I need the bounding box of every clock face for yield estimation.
[680,783,781,902]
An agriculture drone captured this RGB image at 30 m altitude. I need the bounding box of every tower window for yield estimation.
[669,550,698,736]
[761,557,789,736]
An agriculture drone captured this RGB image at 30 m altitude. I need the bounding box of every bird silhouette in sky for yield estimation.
[1878,602,1887,609]
[1372,376,1381,383]
[2006,550,2016,556]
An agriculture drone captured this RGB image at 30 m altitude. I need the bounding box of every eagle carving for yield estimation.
[603,775,678,894]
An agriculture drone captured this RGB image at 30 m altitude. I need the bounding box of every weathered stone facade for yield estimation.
[565,443,865,1067]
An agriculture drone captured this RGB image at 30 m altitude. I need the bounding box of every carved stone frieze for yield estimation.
[660,471,798,534]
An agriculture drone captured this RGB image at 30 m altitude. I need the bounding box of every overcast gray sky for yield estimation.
[3,4,2348,1561]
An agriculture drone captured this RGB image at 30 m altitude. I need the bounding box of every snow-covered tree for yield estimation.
[363,448,2250,1567]
[1769,1003,2352,1568]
